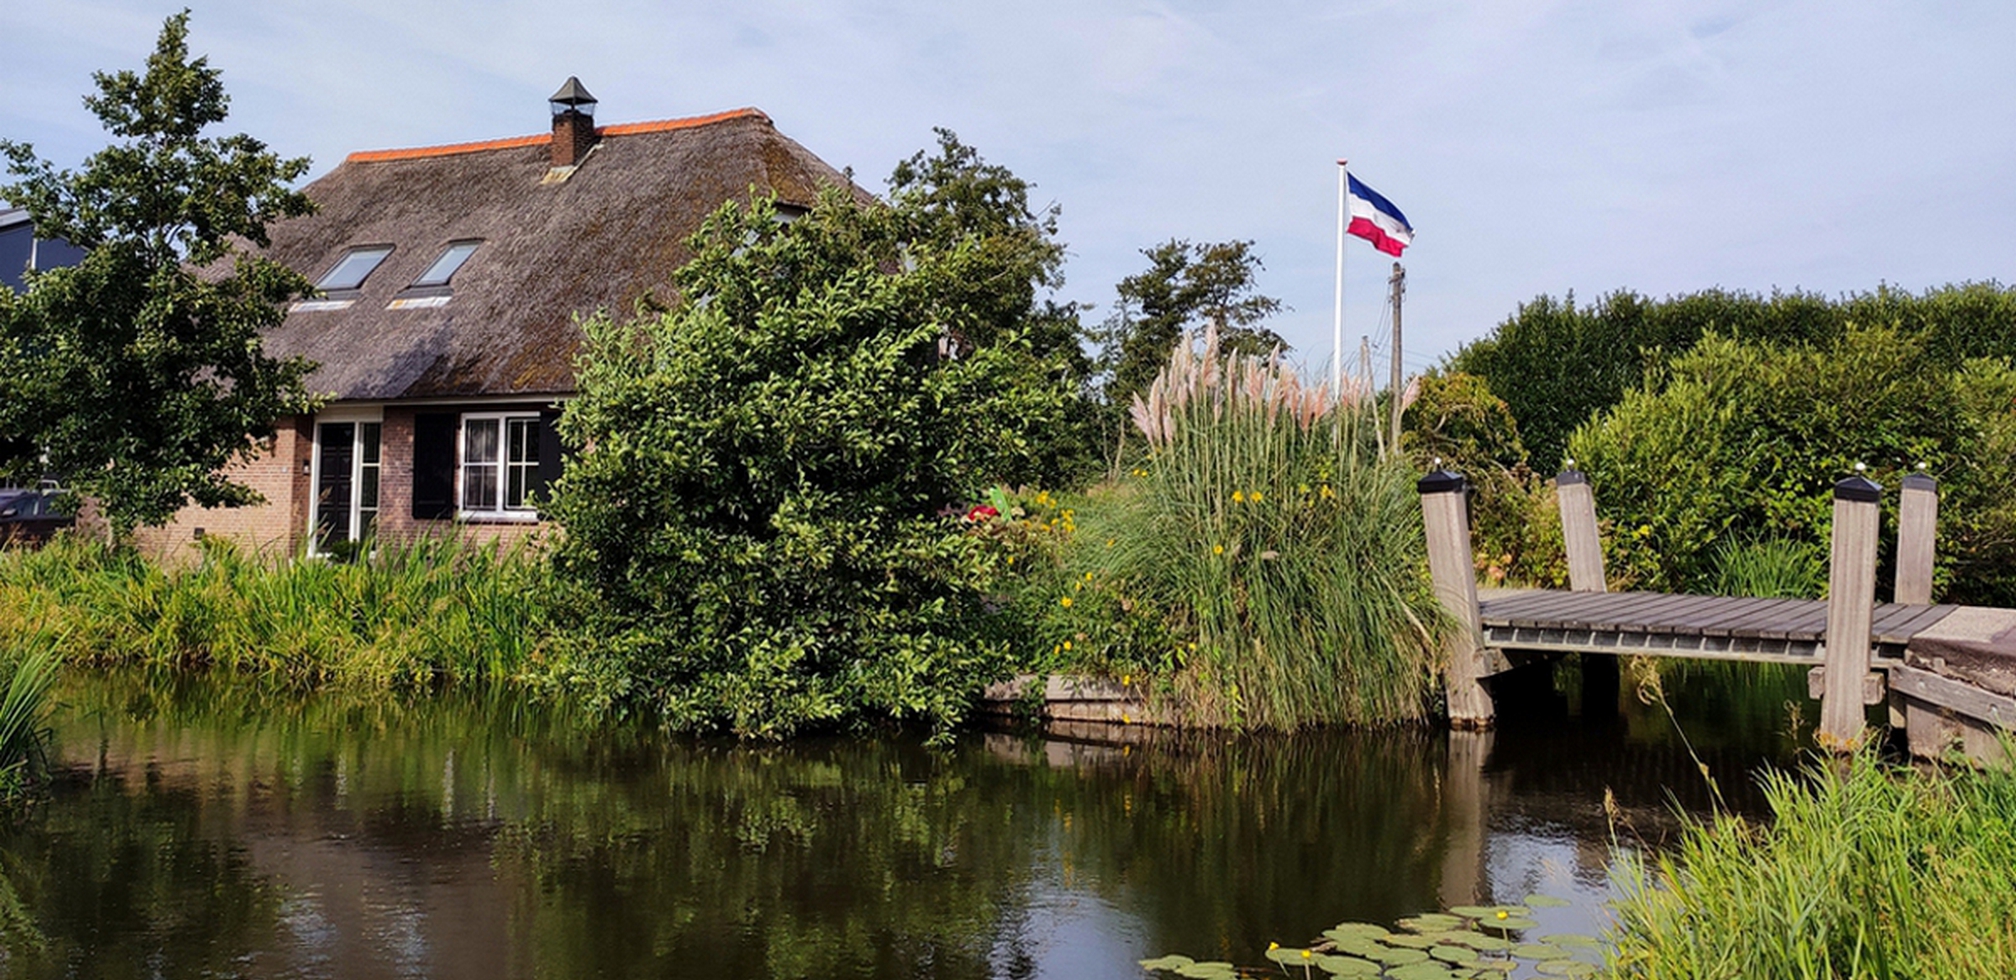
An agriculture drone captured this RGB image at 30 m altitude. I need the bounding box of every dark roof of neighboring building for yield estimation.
[1,207,87,292]
[259,107,856,402]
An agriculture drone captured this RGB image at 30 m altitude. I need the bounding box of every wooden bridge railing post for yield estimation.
[1895,469,1938,605]
[1820,472,1883,749]
[1556,466,1606,593]
[1420,468,1495,729]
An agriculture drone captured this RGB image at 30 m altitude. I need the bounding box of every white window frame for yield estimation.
[457,411,542,522]
[307,408,385,556]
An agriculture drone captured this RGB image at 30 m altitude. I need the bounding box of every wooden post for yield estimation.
[1820,473,1882,750]
[1895,470,1938,605]
[1556,467,1606,593]
[1420,468,1495,728]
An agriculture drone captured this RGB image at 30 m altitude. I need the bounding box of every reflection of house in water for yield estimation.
[0,206,86,291]
[72,741,515,980]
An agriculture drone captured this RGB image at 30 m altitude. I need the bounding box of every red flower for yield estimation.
[964,504,1000,523]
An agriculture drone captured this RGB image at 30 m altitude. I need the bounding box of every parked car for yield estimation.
[0,486,74,546]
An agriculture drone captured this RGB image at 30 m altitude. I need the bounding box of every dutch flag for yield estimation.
[1347,174,1413,256]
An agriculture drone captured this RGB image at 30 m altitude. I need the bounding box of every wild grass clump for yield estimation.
[0,643,58,801]
[1045,328,1443,729]
[1709,536,1826,599]
[0,534,552,688]
[1607,748,2016,978]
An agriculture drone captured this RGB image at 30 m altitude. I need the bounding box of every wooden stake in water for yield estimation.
[1420,467,1494,728]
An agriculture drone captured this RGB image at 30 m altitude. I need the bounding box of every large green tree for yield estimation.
[1097,238,1286,409]
[0,11,318,537]
[546,188,1079,737]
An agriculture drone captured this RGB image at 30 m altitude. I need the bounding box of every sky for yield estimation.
[4,1,2014,379]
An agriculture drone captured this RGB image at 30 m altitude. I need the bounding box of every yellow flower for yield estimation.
[1212,544,1224,555]
[1320,484,1335,499]
[1251,491,1264,503]
[1083,572,1094,581]
[1269,942,1280,951]
[1495,910,1509,920]
[1121,674,1131,685]
[1105,539,1115,548]
[1232,490,1245,503]
[1059,597,1073,608]
[1301,950,1313,960]
[1062,640,1073,651]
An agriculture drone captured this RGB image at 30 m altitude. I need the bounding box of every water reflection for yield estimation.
[0,659,1812,978]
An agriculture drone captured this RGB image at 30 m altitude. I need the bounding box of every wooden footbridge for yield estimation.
[1421,468,2016,764]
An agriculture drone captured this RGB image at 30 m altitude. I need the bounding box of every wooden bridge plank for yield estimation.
[1480,589,1616,628]
[1875,604,1960,644]
[1695,597,1805,636]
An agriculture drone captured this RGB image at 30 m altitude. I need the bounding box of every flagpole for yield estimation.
[1333,159,1348,403]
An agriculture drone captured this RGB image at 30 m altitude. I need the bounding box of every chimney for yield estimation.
[548,76,599,168]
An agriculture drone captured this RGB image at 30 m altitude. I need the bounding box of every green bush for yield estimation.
[1401,371,1569,588]
[1566,325,2016,602]
[1608,748,2016,978]
[545,190,1078,738]
[1016,328,1445,729]
[1453,283,2016,472]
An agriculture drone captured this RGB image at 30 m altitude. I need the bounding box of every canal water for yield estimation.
[0,661,1812,979]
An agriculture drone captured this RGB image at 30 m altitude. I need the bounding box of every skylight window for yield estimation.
[413,241,481,287]
[316,246,393,291]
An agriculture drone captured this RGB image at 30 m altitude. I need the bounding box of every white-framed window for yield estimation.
[310,414,383,554]
[458,412,541,520]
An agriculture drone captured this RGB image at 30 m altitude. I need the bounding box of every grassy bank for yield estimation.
[1607,748,2016,978]
[0,535,551,688]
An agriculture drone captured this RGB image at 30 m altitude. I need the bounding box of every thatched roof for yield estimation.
[260,108,855,402]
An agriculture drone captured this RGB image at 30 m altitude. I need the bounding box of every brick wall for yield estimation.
[134,416,314,562]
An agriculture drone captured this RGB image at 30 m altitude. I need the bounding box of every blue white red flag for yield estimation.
[1346,174,1413,256]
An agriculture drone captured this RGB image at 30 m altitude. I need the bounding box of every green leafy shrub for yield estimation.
[1709,537,1826,599]
[544,190,1078,738]
[1567,325,2016,602]
[1453,283,2016,472]
[1019,328,1444,729]
[1402,371,1570,588]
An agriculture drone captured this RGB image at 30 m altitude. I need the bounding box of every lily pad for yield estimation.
[1430,944,1480,964]
[1536,960,1597,977]
[1386,933,1438,949]
[1488,916,1539,931]
[1512,943,1570,960]
[1541,933,1603,950]
[1524,894,1572,908]
[1400,913,1464,932]
[1443,933,1513,952]
[1316,955,1381,977]
[1138,955,1195,971]
[1447,905,1499,919]
[1373,947,1431,966]
[1329,922,1392,940]
[1389,963,1457,980]
[1176,962,1237,979]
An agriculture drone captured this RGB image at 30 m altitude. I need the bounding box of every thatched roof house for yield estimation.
[138,80,857,557]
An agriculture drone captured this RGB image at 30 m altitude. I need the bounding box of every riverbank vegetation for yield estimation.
[1607,748,2016,978]
[0,535,546,688]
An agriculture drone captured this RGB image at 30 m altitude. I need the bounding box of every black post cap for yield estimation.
[1901,472,1937,492]
[1556,468,1588,486]
[1834,474,1882,503]
[1418,468,1467,495]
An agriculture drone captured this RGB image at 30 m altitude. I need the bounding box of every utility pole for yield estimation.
[1389,262,1406,454]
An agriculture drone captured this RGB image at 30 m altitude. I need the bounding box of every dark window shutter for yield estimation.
[412,412,458,520]
[532,409,566,517]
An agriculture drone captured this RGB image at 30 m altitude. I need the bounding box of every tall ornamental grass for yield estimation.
[0,535,551,687]
[1608,748,2016,979]
[0,642,58,800]
[1069,327,1443,729]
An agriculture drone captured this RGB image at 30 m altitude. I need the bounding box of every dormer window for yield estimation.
[316,246,393,291]
[413,240,480,287]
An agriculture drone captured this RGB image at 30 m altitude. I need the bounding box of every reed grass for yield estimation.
[1607,747,2016,979]
[1708,536,1826,600]
[1064,327,1444,729]
[0,642,59,800]
[0,534,551,688]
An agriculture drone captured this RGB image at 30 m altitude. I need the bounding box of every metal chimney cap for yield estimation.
[549,76,598,114]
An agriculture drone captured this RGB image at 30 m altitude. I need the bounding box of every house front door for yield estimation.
[312,420,381,554]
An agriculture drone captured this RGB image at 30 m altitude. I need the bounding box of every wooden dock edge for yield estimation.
[1888,664,2015,766]
[977,674,1168,726]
